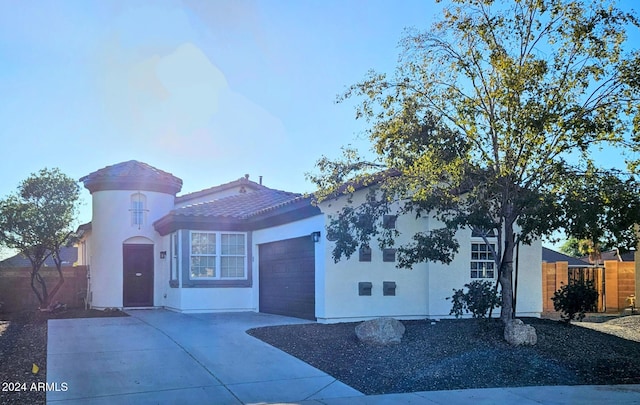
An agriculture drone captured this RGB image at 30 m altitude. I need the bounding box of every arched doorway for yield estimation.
[123,242,154,307]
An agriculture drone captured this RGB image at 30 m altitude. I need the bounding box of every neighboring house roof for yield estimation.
[74,222,92,242]
[80,160,183,195]
[176,175,267,205]
[606,250,635,262]
[154,188,321,235]
[542,247,590,266]
[580,249,635,263]
[0,246,78,268]
[75,222,92,234]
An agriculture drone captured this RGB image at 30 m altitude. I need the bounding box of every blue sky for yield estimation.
[0,0,445,230]
[0,0,638,258]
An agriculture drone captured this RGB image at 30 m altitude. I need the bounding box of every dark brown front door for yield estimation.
[123,244,154,307]
[259,236,315,320]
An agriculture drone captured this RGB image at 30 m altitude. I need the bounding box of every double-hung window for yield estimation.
[220,234,245,278]
[190,232,246,280]
[470,242,496,278]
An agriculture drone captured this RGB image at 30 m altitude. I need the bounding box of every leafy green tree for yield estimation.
[558,237,607,265]
[560,169,640,260]
[0,168,80,309]
[558,237,585,258]
[558,238,602,260]
[308,0,640,322]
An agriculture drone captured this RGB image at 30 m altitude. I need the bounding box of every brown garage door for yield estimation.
[259,236,315,320]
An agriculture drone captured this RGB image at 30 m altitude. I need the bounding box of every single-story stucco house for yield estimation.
[76,160,542,323]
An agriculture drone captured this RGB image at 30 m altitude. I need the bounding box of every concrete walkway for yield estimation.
[47,310,640,404]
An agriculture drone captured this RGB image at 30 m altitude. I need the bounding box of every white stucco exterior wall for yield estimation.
[317,189,543,323]
[88,189,175,309]
[160,232,179,311]
[511,238,543,317]
[162,229,256,313]
[75,230,91,267]
[425,227,542,319]
[75,230,92,306]
[318,192,430,323]
[155,233,180,311]
[174,288,255,313]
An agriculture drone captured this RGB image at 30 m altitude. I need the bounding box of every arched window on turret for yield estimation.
[130,193,147,228]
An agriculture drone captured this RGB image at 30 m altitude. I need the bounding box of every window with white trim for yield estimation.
[471,242,496,278]
[130,193,147,227]
[190,231,246,280]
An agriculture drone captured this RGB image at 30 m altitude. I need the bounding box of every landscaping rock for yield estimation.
[504,319,537,346]
[355,317,405,344]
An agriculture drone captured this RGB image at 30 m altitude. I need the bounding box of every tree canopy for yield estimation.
[308,0,640,322]
[0,168,80,309]
[559,168,640,257]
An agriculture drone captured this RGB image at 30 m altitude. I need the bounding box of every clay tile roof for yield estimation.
[176,176,267,204]
[80,160,183,194]
[173,189,302,219]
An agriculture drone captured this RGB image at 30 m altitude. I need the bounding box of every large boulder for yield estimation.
[355,317,405,344]
[504,319,537,346]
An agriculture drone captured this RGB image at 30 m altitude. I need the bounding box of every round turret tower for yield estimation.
[79,161,182,308]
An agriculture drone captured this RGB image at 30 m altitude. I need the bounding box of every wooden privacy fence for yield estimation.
[0,266,87,312]
[543,261,635,313]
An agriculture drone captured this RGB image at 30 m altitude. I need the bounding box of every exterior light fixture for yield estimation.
[311,231,321,243]
[160,251,167,259]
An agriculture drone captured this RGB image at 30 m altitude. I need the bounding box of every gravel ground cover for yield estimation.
[0,308,128,405]
[248,316,640,395]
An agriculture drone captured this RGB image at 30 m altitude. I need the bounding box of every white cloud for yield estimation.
[98,35,286,160]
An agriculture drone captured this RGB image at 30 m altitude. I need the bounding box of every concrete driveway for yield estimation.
[47,310,640,404]
[46,310,362,404]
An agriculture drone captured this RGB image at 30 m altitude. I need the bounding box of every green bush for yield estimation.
[447,280,501,319]
[551,280,598,323]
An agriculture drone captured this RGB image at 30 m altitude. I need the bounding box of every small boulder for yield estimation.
[504,319,537,346]
[355,317,405,344]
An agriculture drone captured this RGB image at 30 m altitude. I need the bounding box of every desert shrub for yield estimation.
[448,280,501,319]
[551,280,598,323]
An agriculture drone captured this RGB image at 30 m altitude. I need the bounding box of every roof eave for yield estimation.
[82,178,183,195]
[154,199,322,236]
[154,215,249,236]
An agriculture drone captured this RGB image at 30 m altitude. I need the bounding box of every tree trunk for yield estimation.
[46,264,65,309]
[499,224,515,323]
[30,268,46,309]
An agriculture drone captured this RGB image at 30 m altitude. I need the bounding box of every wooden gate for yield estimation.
[543,260,635,313]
